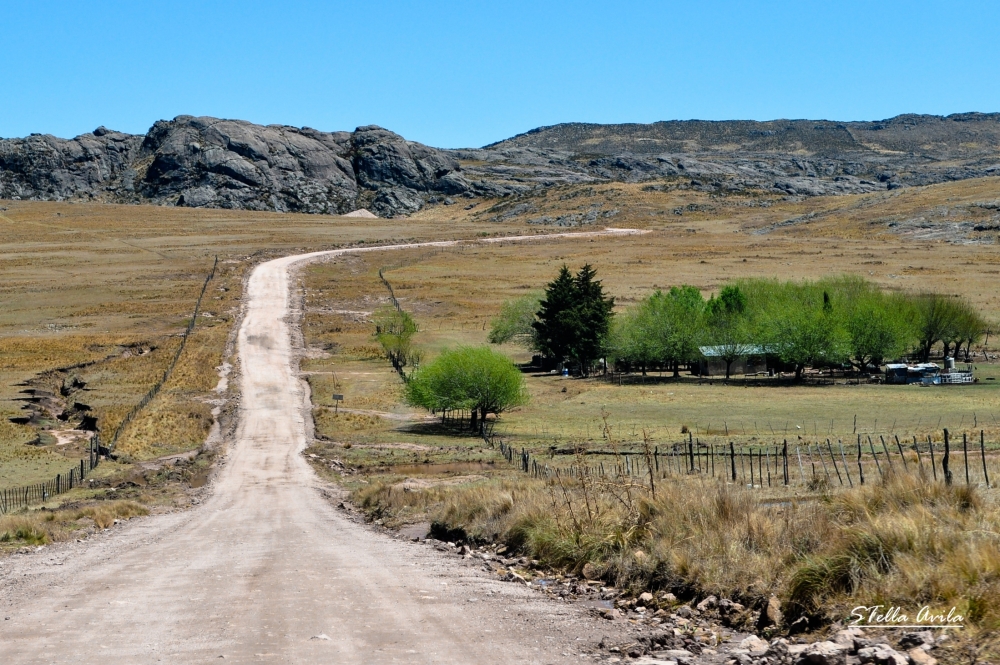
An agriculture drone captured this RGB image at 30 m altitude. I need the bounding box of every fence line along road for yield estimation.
[478,425,996,492]
[0,257,218,515]
[106,256,218,454]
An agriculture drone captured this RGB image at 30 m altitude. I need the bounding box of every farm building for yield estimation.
[885,361,974,385]
[696,345,771,377]
[885,363,941,385]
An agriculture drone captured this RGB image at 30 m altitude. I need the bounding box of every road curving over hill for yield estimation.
[0,228,642,664]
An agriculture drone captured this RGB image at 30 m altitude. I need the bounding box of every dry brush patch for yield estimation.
[0,500,149,548]
[352,468,1000,634]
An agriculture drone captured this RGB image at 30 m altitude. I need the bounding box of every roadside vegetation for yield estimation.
[297,186,1000,646]
[354,469,1000,631]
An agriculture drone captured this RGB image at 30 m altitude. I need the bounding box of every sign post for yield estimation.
[332,394,343,414]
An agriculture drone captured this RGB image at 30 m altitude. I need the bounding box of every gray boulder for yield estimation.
[796,641,848,665]
[858,645,909,665]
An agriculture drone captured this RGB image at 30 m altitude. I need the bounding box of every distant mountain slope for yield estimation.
[487,113,1000,158]
[2,113,999,217]
[459,113,1000,200]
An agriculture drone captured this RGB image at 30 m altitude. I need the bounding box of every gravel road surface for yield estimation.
[0,230,642,664]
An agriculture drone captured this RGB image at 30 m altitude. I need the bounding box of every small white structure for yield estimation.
[343,209,378,218]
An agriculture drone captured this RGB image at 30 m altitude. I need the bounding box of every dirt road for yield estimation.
[0,230,641,664]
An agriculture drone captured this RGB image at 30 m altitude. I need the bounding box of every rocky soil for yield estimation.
[3,113,1000,217]
[370,519,961,665]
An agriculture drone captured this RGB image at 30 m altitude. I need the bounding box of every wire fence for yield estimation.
[481,426,997,492]
[105,256,218,454]
[376,267,410,379]
[1,433,102,515]
[378,267,402,312]
[0,257,218,515]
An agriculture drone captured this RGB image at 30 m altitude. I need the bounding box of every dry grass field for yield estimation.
[303,177,1000,452]
[0,199,524,490]
[4,177,1000,645]
[297,176,1000,647]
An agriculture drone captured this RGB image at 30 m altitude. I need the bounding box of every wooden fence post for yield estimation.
[857,438,865,485]
[729,442,737,482]
[868,436,883,477]
[894,435,908,472]
[880,436,895,473]
[963,432,970,485]
[929,435,937,481]
[982,430,991,488]
[838,440,852,487]
[782,440,789,485]
[811,443,824,482]
[943,429,953,486]
[826,440,841,485]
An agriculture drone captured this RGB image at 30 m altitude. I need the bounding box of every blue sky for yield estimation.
[3,1,998,148]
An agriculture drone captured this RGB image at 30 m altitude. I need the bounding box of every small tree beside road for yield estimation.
[373,305,419,376]
[405,346,528,432]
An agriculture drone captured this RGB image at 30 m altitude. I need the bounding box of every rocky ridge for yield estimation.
[461,113,1000,201]
[2,113,1000,217]
[0,117,471,217]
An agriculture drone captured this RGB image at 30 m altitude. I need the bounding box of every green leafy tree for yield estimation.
[762,282,849,380]
[705,285,755,379]
[660,286,706,376]
[944,298,987,361]
[373,305,418,375]
[405,346,528,432]
[607,299,662,374]
[912,293,956,362]
[843,291,916,370]
[611,286,705,376]
[487,293,542,347]
[771,304,849,380]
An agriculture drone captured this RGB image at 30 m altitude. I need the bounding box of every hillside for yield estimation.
[2,113,1000,217]
[0,118,472,217]
[459,113,1000,199]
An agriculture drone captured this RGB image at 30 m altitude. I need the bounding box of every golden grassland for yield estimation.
[5,179,1000,644]
[0,198,535,489]
[296,176,1000,645]
[352,471,1000,635]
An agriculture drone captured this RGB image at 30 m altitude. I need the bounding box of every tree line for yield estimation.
[490,269,990,380]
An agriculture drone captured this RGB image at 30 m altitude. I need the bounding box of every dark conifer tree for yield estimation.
[569,264,615,374]
[532,265,577,364]
[532,264,614,375]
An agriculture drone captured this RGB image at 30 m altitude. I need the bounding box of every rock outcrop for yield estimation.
[0,116,472,217]
[3,113,1000,217]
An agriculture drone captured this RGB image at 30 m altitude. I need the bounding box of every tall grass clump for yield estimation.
[355,464,1000,630]
[0,500,149,547]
